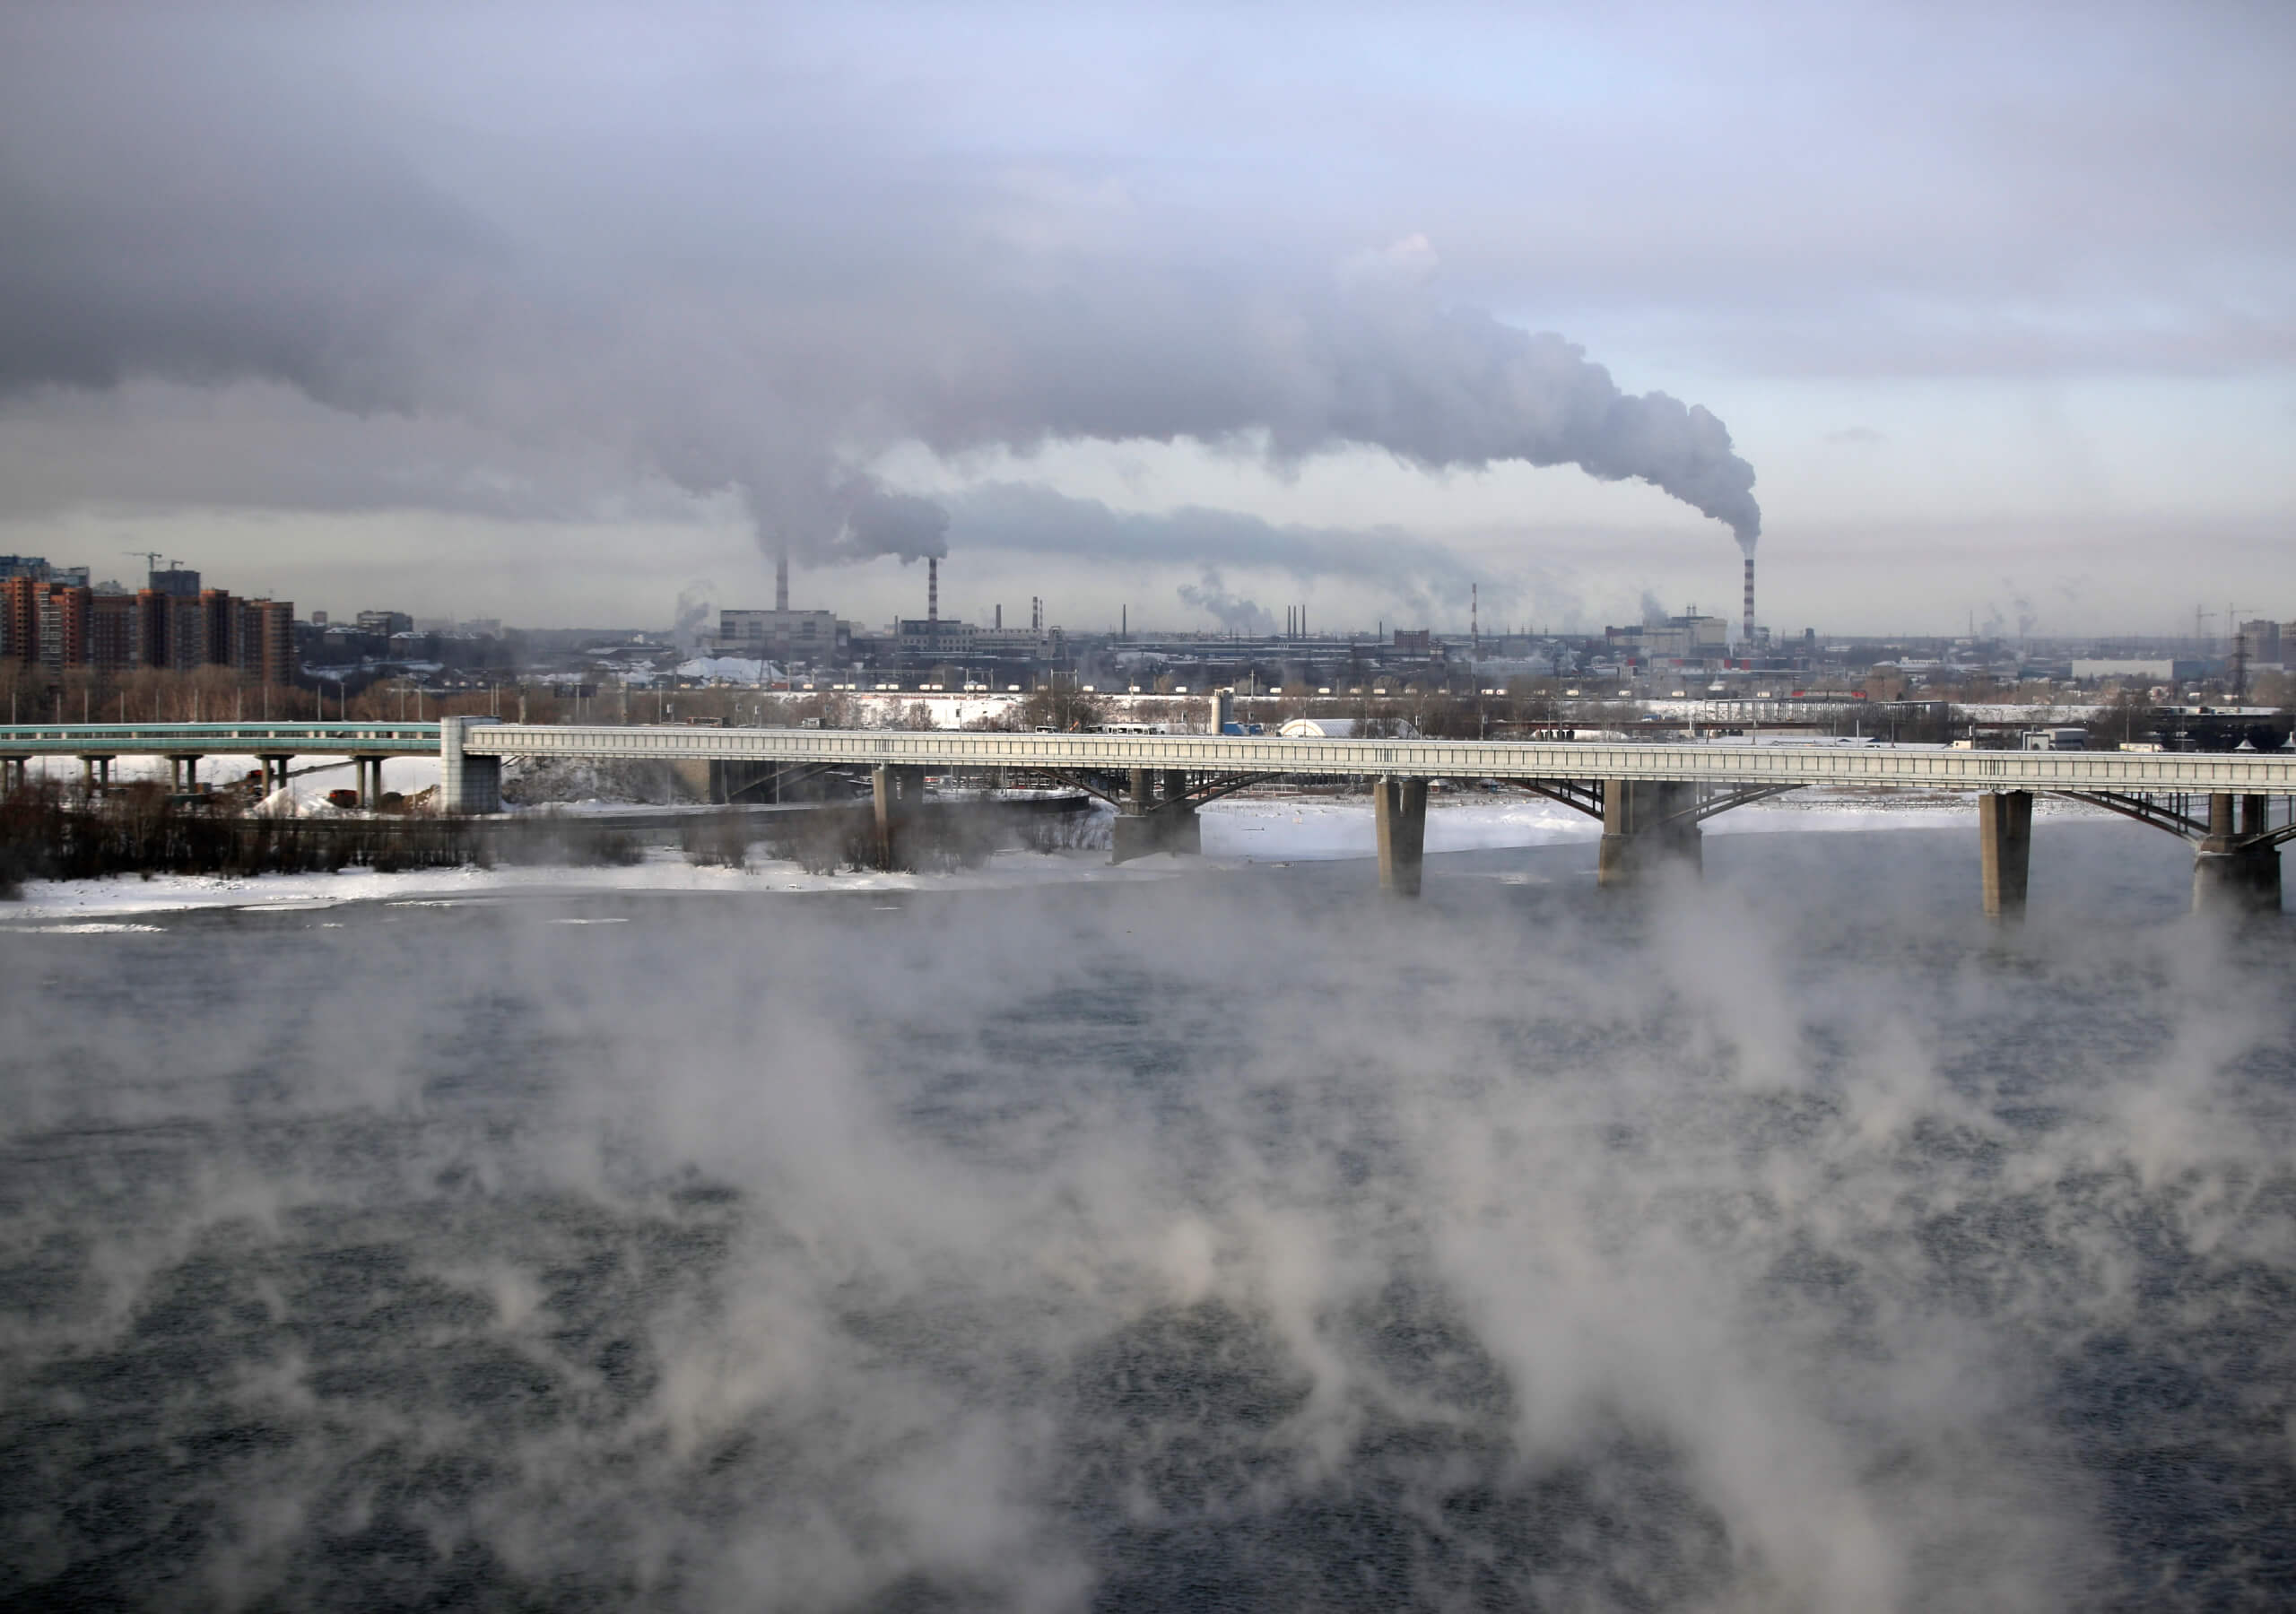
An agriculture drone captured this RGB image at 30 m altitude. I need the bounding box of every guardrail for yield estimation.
[0,723,441,752]
[6,719,2292,793]
[463,725,2296,792]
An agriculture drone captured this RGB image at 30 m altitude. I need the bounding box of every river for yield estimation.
[3,822,2292,1610]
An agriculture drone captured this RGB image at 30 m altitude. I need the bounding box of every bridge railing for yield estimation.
[460,724,2296,792]
[0,723,441,751]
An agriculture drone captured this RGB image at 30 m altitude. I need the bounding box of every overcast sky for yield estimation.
[2,1,2290,637]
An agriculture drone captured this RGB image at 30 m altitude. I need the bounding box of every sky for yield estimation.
[1,1,2290,638]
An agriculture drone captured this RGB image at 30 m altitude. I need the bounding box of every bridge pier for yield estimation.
[1373,776,1428,897]
[1111,769,1201,863]
[438,716,503,814]
[167,754,204,794]
[2193,793,2282,914]
[1979,790,2033,917]
[79,755,112,794]
[874,763,925,867]
[0,756,25,794]
[1596,781,1702,887]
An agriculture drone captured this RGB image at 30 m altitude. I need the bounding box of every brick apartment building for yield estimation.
[0,562,293,683]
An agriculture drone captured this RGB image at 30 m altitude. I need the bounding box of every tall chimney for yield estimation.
[927,555,939,654]
[995,603,1002,630]
[1471,583,1479,659]
[1742,553,1755,646]
[776,550,789,613]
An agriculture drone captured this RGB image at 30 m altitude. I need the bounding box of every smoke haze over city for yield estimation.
[1,2,2291,634]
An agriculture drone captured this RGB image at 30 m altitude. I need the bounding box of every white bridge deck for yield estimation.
[465,724,2296,793]
[3,721,2292,793]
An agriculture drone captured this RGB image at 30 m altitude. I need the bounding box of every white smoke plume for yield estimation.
[1176,569,1278,635]
[0,10,1759,584]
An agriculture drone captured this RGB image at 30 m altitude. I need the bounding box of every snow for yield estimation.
[18,751,440,803]
[3,846,1175,923]
[674,655,783,682]
[4,784,2092,921]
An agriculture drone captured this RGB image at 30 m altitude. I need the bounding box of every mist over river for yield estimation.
[4,823,2292,1611]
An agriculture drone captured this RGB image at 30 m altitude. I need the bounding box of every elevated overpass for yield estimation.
[2,719,2289,913]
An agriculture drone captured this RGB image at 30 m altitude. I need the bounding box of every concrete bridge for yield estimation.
[0,722,439,805]
[3,717,2290,913]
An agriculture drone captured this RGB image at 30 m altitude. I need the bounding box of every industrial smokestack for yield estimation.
[927,555,938,654]
[776,551,789,613]
[995,603,1002,630]
[1743,553,1755,646]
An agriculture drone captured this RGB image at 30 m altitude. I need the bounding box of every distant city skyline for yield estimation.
[2,4,2290,637]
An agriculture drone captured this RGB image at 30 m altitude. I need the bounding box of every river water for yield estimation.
[3,823,2292,1610]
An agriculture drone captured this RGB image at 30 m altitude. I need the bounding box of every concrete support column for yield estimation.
[1159,768,1201,855]
[1373,776,1429,897]
[1112,768,1155,863]
[2194,792,2281,914]
[0,757,25,794]
[80,756,98,793]
[1111,767,1202,862]
[1596,780,1703,887]
[1979,790,2033,917]
[438,716,504,814]
[873,763,924,866]
[178,755,202,794]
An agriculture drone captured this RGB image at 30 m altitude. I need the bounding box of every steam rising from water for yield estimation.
[1,837,2290,1610]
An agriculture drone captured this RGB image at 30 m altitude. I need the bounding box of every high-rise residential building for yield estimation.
[89,592,135,671]
[2,575,39,664]
[163,593,206,672]
[133,590,169,669]
[2237,619,2281,666]
[355,610,413,636]
[36,582,91,671]
[1,559,291,681]
[199,590,239,667]
[239,598,296,685]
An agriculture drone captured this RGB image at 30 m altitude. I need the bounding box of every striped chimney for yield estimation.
[775,551,788,612]
[1742,553,1755,644]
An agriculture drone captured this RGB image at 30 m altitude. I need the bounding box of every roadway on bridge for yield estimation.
[4,719,2294,794]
